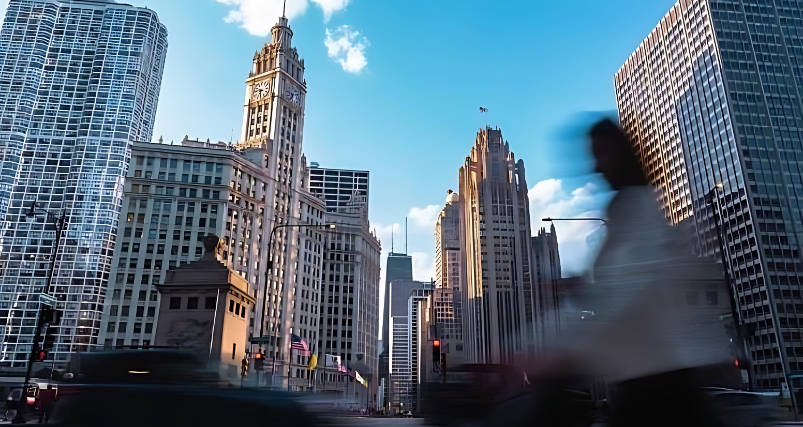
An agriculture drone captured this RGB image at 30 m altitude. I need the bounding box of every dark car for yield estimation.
[48,350,329,427]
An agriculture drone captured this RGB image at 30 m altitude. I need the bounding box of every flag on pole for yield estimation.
[291,334,310,356]
[308,354,318,370]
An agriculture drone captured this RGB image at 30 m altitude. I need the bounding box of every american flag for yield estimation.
[290,334,310,356]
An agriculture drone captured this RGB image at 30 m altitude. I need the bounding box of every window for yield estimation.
[147,307,156,317]
[145,323,153,333]
[206,297,216,309]
[121,306,130,316]
[136,306,144,317]
[169,297,181,309]
[229,300,234,312]
[187,297,199,310]
[199,218,206,227]
[134,323,142,334]
[119,322,127,333]
[139,291,147,301]
[110,306,118,316]
[232,343,236,360]
[106,322,116,333]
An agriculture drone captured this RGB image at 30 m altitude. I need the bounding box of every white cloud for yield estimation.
[216,0,309,37]
[216,0,350,36]
[408,205,441,231]
[311,0,349,23]
[411,252,434,282]
[529,178,613,276]
[324,25,369,74]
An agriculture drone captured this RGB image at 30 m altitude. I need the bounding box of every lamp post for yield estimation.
[257,221,335,390]
[542,217,608,224]
[12,204,67,424]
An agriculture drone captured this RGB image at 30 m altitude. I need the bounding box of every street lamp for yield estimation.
[257,221,335,389]
[542,217,608,224]
[13,204,67,424]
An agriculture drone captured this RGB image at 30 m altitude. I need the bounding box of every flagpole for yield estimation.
[287,346,293,392]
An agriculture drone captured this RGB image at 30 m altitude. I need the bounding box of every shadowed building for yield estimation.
[615,0,803,397]
[532,224,562,347]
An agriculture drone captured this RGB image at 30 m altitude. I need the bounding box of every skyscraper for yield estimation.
[0,0,167,369]
[379,250,412,410]
[387,279,431,414]
[532,224,561,347]
[434,190,465,363]
[239,13,310,377]
[458,126,536,365]
[615,0,803,396]
[316,206,381,408]
[307,165,369,213]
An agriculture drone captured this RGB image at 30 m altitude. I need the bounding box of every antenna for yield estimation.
[405,217,408,254]
[391,224,394,253]
[282,0,287,17]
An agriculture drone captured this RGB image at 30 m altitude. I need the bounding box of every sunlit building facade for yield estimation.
[458,126,536,365]
[0,0,167,370]
[615,0,803,398]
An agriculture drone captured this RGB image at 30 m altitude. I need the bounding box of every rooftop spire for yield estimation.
[282,0,287,18]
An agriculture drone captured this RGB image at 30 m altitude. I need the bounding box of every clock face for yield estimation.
[285,85,301,107]
[252,81,270,100]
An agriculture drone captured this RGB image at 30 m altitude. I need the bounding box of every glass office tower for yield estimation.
[615,0,803,401]
[0,0,167,370]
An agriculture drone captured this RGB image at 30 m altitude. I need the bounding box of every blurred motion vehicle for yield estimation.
[707,389,787,427]
[421,364,526,426]
[48,349,330,427]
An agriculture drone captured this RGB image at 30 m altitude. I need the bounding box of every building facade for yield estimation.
[615,0,803,396]
[316,206,382,408]
[307,165,369,213]
[532,224,561,347]
[433,190,465,364]
[99,138,273,353]
[387,279,431,414]
[0,0,167,370]
[458,126,536,365]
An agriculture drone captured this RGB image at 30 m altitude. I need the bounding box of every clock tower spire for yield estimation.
[237,12,309,377]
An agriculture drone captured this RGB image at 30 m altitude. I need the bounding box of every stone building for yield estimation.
[458,126,536,366]
[154,235,255,382]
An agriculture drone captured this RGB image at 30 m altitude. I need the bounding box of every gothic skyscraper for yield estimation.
[458,126,536,366]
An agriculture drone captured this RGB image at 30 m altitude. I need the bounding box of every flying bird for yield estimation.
[479,107,488,113]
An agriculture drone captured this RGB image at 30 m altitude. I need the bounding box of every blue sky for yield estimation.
[1,0,677,314]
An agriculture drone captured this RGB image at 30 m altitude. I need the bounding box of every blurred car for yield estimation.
[48,349,331,427]
[707,389,787,427]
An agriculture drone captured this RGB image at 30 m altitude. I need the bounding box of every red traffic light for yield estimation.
[433,339,440,347]
[734,359,739,367]
[254,352,263,360]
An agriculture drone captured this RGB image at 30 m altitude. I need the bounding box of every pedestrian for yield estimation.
[575,119,730,427]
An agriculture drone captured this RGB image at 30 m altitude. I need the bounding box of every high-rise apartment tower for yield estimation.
[0,0,167,369]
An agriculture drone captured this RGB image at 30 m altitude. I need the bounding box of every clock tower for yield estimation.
[238,13,308,370]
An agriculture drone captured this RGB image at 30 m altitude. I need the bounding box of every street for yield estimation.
[333,417,424,426]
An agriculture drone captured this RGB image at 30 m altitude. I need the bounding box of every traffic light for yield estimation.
[34,350,47,362]
[241,357,249,376]
[724,320,748,369]
[40,308,62,325]
[254,351,264,370]
[432,339,441,367]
